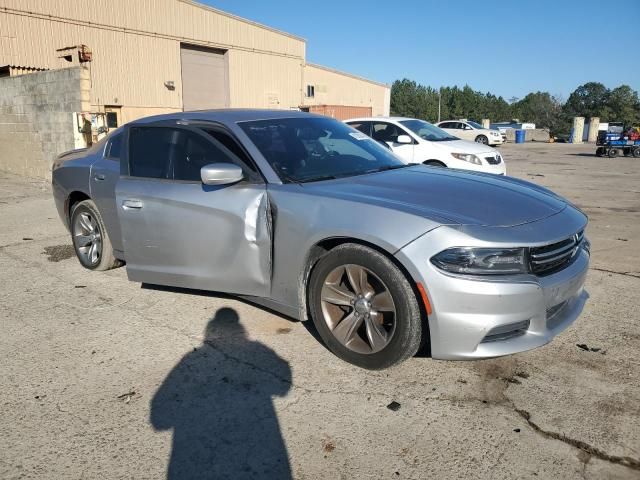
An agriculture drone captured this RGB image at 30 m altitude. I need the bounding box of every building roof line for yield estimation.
[0,7,304,61]
[179,0,306,43]
[306,63,389,89]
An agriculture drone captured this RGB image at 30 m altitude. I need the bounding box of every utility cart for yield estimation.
[596,129,640,158]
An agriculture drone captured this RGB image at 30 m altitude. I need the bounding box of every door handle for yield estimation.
[122,199,144,210]
[93,174,106,181]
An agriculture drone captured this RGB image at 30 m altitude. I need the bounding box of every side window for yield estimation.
[129,127,232,181]
[347,122,371,136]
[439,122,451,129]
[372,122,400,142]
[171,131,226,182]
[129,127,174,179]
[105,133,122,160]
[203,129,256,172]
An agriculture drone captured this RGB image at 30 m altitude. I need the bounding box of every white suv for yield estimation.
[435,120,504,146]
[346,117,506,175]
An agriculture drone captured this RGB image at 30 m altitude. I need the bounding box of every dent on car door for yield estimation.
[115,124,271,296]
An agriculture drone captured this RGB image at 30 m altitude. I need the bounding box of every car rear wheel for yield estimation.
[608,148,619,158]
[632,146,640,158]
[475,135,489,145]
[308,243,423,369]
[70,199,121,271]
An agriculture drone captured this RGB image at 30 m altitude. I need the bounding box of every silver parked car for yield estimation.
[52,110,590,369]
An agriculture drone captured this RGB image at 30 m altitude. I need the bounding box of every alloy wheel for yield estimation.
[320,264,396,354]
[73,211,102,266]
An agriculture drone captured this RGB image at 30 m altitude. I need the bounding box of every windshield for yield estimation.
[239,117,407,183]
[399,119,458,141]
[467,120,484,129]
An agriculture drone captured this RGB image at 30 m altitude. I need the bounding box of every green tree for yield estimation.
[607,85,640,126]
[511,92,569,135]
[390,77,640,135]
[563,82,611,119]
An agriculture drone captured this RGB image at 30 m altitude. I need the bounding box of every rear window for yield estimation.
[105,133,122,160]
[128,127,174,178]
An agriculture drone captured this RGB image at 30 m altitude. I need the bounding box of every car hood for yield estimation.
[301,166,567,227]
[433,139,498,154]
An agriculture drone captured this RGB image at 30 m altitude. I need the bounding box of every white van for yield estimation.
[345,117,506,175]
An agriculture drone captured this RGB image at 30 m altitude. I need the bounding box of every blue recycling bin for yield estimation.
[515,129,526,144]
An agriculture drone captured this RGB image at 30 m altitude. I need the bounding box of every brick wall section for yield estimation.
[0,67,90,180]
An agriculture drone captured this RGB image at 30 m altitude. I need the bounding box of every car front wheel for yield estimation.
[70,199,121,271]
[308,243,424,369]
[475,135,489,145]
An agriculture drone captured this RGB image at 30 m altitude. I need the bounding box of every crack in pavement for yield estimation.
[515,408,640,471]
[590,267,640,279]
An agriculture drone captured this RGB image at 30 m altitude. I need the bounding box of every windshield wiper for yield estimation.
[428,137,457,142]
[300,165,410,183]
[298,174,340,183]
[366,164,411,174]
[276,170,303,185]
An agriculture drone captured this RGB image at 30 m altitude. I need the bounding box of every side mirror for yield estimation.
[396,134,413,144]
[200,163,244,185]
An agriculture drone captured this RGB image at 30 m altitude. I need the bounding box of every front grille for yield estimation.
[529,231,583,276]
[485,154,502,165]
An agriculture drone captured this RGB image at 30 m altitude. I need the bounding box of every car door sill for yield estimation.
[238,295,300,321]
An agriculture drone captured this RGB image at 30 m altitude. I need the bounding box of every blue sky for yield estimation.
[202,0,639,101]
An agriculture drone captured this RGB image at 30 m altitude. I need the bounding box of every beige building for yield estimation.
[0,0,390,126]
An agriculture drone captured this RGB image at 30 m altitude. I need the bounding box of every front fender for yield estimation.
[267,185,441,318]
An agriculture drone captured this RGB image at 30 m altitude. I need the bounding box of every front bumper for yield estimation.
[396,221,589,360]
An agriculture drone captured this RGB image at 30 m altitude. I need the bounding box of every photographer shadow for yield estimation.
[150,307,292,479]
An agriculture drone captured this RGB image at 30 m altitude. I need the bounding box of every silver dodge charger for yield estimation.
[52,110,590,369]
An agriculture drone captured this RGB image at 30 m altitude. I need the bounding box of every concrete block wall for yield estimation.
[504,128,550,142]
[0,67,89,180]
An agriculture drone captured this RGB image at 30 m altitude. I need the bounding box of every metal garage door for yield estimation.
[180,45,228,111]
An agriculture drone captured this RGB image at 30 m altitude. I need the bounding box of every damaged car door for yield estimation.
[115,123,271,296]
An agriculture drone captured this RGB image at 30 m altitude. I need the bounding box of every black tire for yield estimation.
[424,160,447,168]
[595,147,604,157]
[308,243,424,369]
[70,199,121,271]
[475,135,489,145]
[632,147,640,158]
[608,148,619,158]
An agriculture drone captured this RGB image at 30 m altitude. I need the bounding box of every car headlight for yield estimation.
[451,153,482,165]
[491,131,501,136]
[431,247,527,275]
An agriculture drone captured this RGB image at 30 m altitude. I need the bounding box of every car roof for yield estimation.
[345,116,417,123]
[129,108,326,126]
